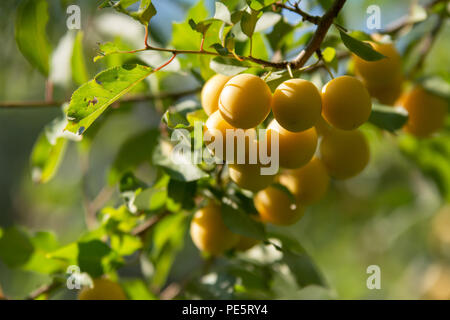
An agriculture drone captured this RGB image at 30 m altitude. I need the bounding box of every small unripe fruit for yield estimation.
[201,74,231,116]
[353,41,402,85]
[272,79,322,132]
[235,235,260,251]
[321,76,372,130]
[278,157,330,205]
[190,202,239,255]
[319,129,370,179]
[401,86,447,138]
[254,186,305,226]
[228,162,276,192]
[219,74,272,129]
[266,120,318,169]
[78,278,127,300]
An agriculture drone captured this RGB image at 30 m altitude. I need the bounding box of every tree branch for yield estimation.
[410,11,446,76]
[132,211,171,237]
[26,280,62,300]
[289,0,347,69]
[0,87,202,109]
[274,1,321,24]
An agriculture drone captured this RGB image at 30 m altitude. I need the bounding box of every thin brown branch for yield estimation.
[410,12,445,76]
[2,0,348,110]
[274,1,321,24]
[0,87,202,109]
[382,0,447,34]
[26,280,61,300]
[289,0,347,69]
[132,211,170,237]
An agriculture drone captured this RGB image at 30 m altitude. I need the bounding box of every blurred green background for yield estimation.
[0,0,449,299]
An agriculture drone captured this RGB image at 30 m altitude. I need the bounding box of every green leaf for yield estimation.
[248,0,278,10]
[23,231,64,274]
[339,30,386,61]
[149,212,187,288]
[153,140,209,182]
[65,64,154,135]
[121,279,157,300]
[100,0,156,26]
[108,129,159,185]
[0,227,34,268]
[210,43,229,56]
[71,31,89,85]
[110,233,142,256]
[267,18,294,52]
[30,110,74,184]
[188,19,212,34]
[368,104,409,132]
[94,41,131,63]
[321,47,339,72]
[255,12,281,32]
[15,0,52,76]
[210,57,251,76]
[31,132,67,184]
[77,240,112,277]
[167,179,197,210]
[221,201,266,240]
[131,0,157,26]
[420,77,450,100]
[241,8,261,38]
[163,110,191,129]
[270,233,326,288]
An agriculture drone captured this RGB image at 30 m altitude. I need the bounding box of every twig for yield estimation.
[274,1,321,24]
[409,12,445,76]
[288,0,347,70]
[26,280,61,300]
[382,0,447,34]
[131,211,170,237]
[0,87,202,109]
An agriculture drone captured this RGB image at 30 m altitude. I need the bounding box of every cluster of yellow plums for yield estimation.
[191,68,374,255]
[353,39,447,137]
[190,39,448,256]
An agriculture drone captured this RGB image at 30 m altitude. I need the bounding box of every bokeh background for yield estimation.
[0,0,449,299]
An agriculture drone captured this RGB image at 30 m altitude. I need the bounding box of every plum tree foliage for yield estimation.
[1,0,449,300]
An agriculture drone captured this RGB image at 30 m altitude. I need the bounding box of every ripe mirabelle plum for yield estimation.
[321,76,372,130]
[190,202,239,255]
[319,128,370,179]
[266,120,318,169]
[228,162,276,192]
[78,278,127,300]
[272,79,322,132]
[201,74,231,116]
[363,75,403,105]
[314,115,332,136]
[254,186,305,226]
[401,86,447,137]
[422,264,450,300]
[204,111,258,162]
[235,235,260,251]
[278,157,330,205]
[353,41,402,85]
[219,74,272,129]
